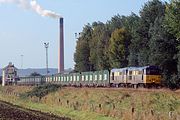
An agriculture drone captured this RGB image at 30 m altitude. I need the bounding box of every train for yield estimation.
[17,65,161,88]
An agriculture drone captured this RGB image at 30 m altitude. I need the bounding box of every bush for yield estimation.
[162,73,180,89]
[20,84,62,100]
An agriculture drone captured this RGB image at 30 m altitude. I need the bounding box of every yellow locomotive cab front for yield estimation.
[144,75,161,84]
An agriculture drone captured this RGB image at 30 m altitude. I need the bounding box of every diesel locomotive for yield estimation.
[17,66,161,88]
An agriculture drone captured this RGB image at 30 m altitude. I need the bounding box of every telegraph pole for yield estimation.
[44,42,49,74]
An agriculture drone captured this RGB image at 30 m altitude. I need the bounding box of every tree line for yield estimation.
[74,0,180,88]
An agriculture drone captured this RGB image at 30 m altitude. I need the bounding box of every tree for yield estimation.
[149,16,178,87]
[136,0,165,66]
[106,15,124,33]
[122,13,140,66]
[165,0,180,79]
[164,0,180,40]
[149,16,177,67]
[163,0,180,88]
[89,22,111,70]
[74,24,92,72]
[30,72,41,76]
[108,28,131,68]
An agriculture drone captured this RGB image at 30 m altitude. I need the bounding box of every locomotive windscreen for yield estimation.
[146,67,161,75]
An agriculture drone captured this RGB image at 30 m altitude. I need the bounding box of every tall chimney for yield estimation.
[58,17,64,73]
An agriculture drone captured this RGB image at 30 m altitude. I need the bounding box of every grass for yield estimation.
[0,86,180,120]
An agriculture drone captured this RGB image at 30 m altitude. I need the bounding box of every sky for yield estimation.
[0,0,168,69]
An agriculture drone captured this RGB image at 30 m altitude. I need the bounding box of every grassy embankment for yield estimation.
[0,85,180,120]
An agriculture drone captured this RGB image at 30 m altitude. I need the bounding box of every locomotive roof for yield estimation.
[111,66,159,72]
[111,67,128,72]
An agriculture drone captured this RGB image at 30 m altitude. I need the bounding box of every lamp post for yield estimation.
[75,32,81,39]
[44,42,49,74]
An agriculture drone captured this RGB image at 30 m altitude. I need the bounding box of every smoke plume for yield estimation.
[30,0,60,19]
[0,0,61,19]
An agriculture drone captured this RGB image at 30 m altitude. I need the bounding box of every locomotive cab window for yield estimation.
[129,71,132,75]
[119,72,122,76]
[146,68,160,75]
[129,71,132,80]
[138,71,143,75]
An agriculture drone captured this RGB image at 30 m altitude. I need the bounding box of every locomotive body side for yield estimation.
[110,68,128,87]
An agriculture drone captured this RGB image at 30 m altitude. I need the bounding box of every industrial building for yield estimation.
[2,62,18,86]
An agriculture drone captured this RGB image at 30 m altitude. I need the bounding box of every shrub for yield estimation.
[20,84,62,100]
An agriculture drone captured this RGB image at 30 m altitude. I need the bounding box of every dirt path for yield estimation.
[0,100,71,120]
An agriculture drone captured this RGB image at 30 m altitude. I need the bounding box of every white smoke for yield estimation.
[0,0,29,8]
[0,0,61,19]
[30,0,60,19]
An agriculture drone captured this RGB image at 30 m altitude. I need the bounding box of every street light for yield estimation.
[75,32,81,39]
[44,42,49,74]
